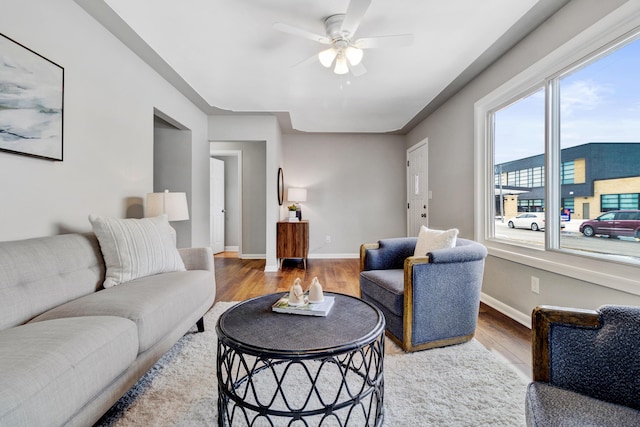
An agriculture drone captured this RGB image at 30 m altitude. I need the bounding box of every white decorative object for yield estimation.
[288,278,305,306]
[308,276,324,303]
[287,188,307,220]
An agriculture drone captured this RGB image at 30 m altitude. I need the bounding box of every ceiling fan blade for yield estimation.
[292,53,320,68]
[273,22,331,44]
[340,0,372,37]
[355,34,414,49]
[350,61,367,77]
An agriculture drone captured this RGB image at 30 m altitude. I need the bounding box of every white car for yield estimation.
[507,212,566,231]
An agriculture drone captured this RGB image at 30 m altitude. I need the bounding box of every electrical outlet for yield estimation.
[531,276,540,294]
[325,235,331,243]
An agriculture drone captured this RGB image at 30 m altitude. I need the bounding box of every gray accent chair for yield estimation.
[359,237,487,352]
[526,305,640,426]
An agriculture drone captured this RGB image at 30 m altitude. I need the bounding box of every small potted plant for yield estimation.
[288,204,297,218]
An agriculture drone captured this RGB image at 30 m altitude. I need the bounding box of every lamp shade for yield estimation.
[345,46,363,66]
[287,188,307,202]
[318,48,337,68]
[334,55,349,75]
[146,190,189,221]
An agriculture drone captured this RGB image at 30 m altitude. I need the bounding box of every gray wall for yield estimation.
[210,142,266,256]
[283,133,407,255]
[1,0,210,246]
[407,0,640,325]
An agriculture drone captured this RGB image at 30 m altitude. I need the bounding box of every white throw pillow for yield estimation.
[89,214,186,288]
[414,226,459,256]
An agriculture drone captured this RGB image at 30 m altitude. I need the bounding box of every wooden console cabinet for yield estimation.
[277,220,309,269]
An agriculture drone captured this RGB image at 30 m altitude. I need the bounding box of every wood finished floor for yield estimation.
[213,253,532,380]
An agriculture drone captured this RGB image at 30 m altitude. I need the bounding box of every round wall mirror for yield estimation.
[277,167,284,205]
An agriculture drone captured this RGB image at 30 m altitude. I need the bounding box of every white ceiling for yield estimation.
[78,0,568,134]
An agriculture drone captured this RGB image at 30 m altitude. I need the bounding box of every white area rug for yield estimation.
[95,302,528,426]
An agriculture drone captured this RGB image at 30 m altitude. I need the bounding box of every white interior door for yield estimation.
[407,139,428,236]
[210,158,225,254]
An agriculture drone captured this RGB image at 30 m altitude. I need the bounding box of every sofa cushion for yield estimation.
[0,233,104,330]
[360,269,404,316]
[31,270,214,353]
[89,214,185,288]
[526,382,640,427]
[414,226,458,257]
[0,316,138,427]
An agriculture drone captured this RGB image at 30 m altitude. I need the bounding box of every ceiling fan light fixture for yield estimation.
[318,48,338,68]
[345,46,363,66]
[334,55,349,74]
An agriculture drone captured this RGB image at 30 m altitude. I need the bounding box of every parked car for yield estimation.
[507,212,566,231]
[579,210,640,238]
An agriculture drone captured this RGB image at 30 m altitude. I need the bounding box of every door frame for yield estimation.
[407,138,429,236]
[210,150,243,256]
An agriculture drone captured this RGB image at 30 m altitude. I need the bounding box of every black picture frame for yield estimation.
[277,167,284,205]
[0,33,64,161]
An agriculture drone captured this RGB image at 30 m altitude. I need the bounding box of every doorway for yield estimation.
[407,139,429,237]
[153,112,192,248]
[210,158,225,254]
[210,150,243,256]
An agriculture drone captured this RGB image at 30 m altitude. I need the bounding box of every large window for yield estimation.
[476,7,640,292]
[493,88,545,240]
[490,31,640,260]
[557,34,640,259]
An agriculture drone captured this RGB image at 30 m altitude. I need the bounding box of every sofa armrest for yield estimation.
[532,305,640,410]
[428,239,487,263]
[359,243,379,271]
[178,247,214,272]
[531,305,600,382]
[360,237,418,271]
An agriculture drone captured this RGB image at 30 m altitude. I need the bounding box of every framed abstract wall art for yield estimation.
[0,33,64,161]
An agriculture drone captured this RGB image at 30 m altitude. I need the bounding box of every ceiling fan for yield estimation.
[273,0,414,76]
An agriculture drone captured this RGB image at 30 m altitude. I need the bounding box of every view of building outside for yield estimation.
[492,34,640,264]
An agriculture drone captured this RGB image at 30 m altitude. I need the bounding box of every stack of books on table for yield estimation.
[272,295,335,317]
[285,217,299,222]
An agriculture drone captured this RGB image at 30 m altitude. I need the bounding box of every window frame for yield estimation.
[474,4,640,295]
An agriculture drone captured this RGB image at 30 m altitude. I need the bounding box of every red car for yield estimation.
[580,210,640,238]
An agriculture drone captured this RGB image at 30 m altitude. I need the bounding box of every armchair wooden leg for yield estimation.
[196,317,205,333]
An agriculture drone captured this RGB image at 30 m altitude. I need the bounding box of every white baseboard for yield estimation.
[241,254,265,259]
[224,246,239,252]
[480,293,531,329]
[264,264,278,272]
[308,253,359,259]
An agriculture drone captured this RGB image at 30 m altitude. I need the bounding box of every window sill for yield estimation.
[484,238,640,296]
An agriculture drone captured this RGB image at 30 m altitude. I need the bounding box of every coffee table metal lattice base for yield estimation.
[216,293,385,426]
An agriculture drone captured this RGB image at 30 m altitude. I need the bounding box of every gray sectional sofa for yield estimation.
[0,222,216,427]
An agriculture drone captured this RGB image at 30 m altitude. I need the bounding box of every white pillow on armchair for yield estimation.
[413,225,459,256]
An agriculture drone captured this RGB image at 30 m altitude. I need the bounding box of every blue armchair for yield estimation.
[359,237,487,352]
[526,305,640,426]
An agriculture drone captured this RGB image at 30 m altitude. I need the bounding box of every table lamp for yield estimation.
[145,189,189,221]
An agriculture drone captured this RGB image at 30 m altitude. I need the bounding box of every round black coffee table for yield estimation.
[216,292,385,426]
